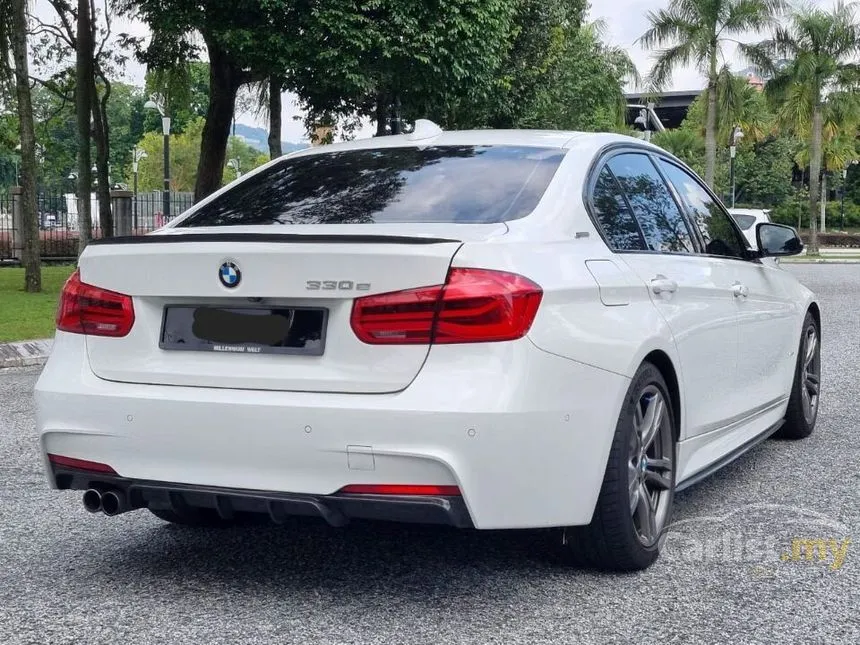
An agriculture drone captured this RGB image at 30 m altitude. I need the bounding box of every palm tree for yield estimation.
[746,1,860,253]
[794,120,860,233]
[638,0,786,188]
[0,0,41,291]
[715,65,773,145]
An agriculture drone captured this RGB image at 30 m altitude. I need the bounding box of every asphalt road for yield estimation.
[1,264,858,645]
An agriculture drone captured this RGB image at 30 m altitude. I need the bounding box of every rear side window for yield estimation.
[604,154,694,254]
[591,167,647,251]
[658,160,748,258]
[176,145,566,227]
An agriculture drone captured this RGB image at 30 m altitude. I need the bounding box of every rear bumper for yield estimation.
[51,464,474,528]
[35,332,630,530]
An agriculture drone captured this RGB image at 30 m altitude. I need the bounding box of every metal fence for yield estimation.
[0,191,195,260]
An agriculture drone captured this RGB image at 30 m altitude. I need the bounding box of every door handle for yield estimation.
[732,282,749,298]
[650,275,678,295]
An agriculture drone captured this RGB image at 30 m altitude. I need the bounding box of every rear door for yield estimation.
[589,151,742,438]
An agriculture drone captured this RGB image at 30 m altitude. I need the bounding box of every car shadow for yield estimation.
[89,515,589,598]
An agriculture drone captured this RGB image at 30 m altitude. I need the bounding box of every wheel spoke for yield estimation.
[806,374,820,396]
[805,332,817,367]
[635,482,656,542]
[640,396,663,454]
[644,469,672,491]
[629,470,640,515]
[634,400,645,430]
[801,384,811,412]
[629,425,641,461]
[644,456,672,471]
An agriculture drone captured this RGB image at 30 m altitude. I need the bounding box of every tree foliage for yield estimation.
[639,0,786,187]
[745,0,860,251]
[132,117,268,193]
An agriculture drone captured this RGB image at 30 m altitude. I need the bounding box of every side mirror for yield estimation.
[756,222,803,257]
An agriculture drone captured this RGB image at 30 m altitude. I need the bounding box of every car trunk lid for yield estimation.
[78,229,498,393]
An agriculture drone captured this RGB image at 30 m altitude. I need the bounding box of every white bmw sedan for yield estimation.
[35,123,820,571]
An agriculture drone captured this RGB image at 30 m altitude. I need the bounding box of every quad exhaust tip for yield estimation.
[82,489,131,516]
[100,490,129,516]
[82,489,103,513]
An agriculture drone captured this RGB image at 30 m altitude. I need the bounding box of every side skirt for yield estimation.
[675,419,784,493]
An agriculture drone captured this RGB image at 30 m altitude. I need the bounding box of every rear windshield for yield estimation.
[176,145,566,227]
[731,214,756,230]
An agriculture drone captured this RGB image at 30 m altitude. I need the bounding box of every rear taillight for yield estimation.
[56,269,135,337]
[350,268,542,345]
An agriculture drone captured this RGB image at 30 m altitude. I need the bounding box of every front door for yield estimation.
[656,158,798,418]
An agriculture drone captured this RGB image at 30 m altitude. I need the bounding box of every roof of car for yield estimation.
[286,128,656,157]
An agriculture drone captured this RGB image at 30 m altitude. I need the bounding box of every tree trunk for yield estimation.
[819,172,827,233]
[390,93,403,135]
[267,76,282,159]
[10,0,41,292]
[704,74,718,189]
[375,90,388,137]
[194,39,241,202]
[91,72,113,237]
[75,0,94,254]
[807,104,823,255]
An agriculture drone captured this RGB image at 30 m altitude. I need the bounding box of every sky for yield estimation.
[30,0,836,144]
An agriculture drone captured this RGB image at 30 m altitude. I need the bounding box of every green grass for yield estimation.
[0,265,76,342]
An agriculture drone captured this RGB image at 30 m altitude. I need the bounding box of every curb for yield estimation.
[782,259,860,264]
[0,338,53,369]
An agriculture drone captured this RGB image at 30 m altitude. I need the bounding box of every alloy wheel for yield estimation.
[628,385,674,547]
[800,324,820,425]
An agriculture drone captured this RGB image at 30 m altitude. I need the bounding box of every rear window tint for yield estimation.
[176,145,566,227]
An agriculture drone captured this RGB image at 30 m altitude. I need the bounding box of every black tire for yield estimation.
[565,361,677,571]
[774,310,820,440]
[149,507,266,527]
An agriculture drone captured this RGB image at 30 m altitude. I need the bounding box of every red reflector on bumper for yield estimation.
[339,484,461,496]
[48,454,117,474]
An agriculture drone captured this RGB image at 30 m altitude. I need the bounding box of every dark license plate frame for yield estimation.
[158,305,328,356]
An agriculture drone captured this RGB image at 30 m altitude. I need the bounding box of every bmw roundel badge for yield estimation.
[219,261,241,288]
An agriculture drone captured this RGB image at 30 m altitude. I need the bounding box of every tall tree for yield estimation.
[31,0,139,238]
[267,76,282,159]
[638,0,785,188]
[746,1,860,252]
[76,0,94,251]
[1,0,41,291]
[118,0,284,201]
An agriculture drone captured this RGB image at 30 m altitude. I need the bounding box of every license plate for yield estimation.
[159,306,327,356]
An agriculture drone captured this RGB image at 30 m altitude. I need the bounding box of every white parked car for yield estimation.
[35,123,820,571]
[728,208,773,249]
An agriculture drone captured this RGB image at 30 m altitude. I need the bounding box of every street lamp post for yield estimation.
[729,125,744,208]
[144,96,171,221]
[132,147,148,231]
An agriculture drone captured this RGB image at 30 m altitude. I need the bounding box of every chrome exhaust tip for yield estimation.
[82,489,103,513]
